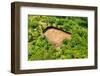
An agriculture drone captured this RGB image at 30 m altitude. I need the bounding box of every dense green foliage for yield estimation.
[28,15,88,60]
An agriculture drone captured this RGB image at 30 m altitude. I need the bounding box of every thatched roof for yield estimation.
[44,27,71,47]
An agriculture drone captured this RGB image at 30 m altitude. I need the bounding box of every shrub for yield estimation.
[28,15,88,60]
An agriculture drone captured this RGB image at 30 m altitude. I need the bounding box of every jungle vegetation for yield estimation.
[28,15,88,61]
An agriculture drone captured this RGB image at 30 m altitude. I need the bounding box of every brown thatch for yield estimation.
[44,27,71,47]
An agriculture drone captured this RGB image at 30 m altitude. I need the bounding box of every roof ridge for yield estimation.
[43,26,71,34]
